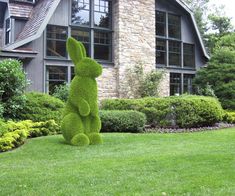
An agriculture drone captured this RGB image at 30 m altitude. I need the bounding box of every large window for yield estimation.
[184,43,195,68]
[156,11,196,69]
[5,18,11,45]
[46,25,68,58]
[71,0,112,62]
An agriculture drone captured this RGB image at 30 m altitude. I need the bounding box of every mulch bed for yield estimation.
[144,123,235,133]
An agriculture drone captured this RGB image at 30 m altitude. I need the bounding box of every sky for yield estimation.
[208,0,235,26]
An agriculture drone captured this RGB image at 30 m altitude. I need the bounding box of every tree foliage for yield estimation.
[194,33,235,109]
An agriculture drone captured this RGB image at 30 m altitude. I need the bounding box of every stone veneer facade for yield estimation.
[99,0,170,99]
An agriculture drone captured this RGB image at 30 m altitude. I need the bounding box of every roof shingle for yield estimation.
[9,3,33,19]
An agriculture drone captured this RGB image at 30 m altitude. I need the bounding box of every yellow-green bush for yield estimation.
[61,37,103,146]
[0,120,60,152]
[223,111,235,123]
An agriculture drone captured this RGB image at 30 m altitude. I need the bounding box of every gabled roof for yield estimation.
[9,3,33,19]
[176,0,210,59]
[5,0,61,50]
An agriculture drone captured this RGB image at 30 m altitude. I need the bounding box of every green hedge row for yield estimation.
[101,95,224,128]
[0,120,60,152]
[99,110,146,133]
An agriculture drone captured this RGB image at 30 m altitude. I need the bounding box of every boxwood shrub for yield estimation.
[16,92,65,123]
[101,95,224,128]
[99,110,146,133]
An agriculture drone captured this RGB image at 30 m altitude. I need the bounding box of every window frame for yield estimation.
[46,25,68,59]
[5,18,11,45]
[46,65,68,94]
[168,13,181,40]
[169,72,195,95]
[70,0,113,63]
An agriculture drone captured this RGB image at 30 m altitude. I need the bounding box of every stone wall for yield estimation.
[113,0,156,98]
[158,70,170,97]
[97,66,118,99]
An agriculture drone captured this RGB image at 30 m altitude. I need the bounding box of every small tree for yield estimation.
[194,33,235,110]
[0,59,29,119]
[124,63,164,98]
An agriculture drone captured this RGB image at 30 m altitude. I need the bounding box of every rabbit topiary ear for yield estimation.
[67,37,84,64]
[79,42,87,58]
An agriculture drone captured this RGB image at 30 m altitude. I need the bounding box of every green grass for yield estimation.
[1,128,235,196]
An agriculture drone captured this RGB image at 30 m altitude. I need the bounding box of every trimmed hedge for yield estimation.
[17,92,65,123]
[99,110,146,133]
[0,120,60,152]
[101,95,224,128]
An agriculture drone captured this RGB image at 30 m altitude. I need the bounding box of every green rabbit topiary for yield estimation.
[61,37,103,146]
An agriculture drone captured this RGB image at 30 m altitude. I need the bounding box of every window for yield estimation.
[169,41,181,67]
[156,39,166,65]
[184,43,195,68]
[5,18,11,45]
[94,0,111,28]
[168,14,181,39]
[170,73,181,96]
[71,0,90,26]
[46,66,68,94]
[71,0,112,62]
[94,31,111,61]
[156,11,183,66]
[46,25,68,58]
[170,73,195,95]
[156,11,166,36]
[183,74,194,94]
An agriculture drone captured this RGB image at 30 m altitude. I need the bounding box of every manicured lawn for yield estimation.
[1,128,235,196]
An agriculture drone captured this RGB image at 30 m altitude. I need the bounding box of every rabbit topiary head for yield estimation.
[67,37,102,78]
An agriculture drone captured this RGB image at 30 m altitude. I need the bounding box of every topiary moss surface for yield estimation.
[61,37,103,146]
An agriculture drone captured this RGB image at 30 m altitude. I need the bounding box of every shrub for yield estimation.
[0,120,60,152]
[52,83,69,102]
[123,63,164,98]
[99,110,146,133]
[101,95,224,128]
[16,92,65,123]
[223,111,235,124]
[0,59,29,119]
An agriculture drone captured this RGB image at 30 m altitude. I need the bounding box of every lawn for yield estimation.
[1,128,235,196]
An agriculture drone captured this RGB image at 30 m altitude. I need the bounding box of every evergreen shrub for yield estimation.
[0,59,28,119]
[100,110,146,133]
[101,95,224,128]
[17,92,65,123]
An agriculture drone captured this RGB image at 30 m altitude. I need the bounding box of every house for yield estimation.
[0,0,209,99]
